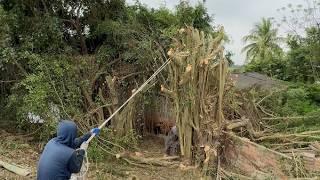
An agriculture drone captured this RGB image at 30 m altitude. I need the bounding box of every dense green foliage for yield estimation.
[243,1,320,83]
[0,0,217,139]
[242,1,320,134]
[258,83,320,134]
[285,27,320,82]
[0,0,318,151]
[244,22,320,83]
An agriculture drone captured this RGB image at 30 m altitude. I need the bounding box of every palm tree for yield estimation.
[242,18,283,63]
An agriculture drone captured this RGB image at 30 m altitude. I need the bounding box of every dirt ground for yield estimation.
[0,130,39,179]
[0,131,201,180]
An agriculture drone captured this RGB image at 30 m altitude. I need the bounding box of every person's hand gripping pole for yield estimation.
[81,128,100,150]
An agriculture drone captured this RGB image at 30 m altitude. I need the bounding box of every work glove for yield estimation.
[90,127,100,136]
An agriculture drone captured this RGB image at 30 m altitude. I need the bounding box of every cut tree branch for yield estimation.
[161,85,176,98]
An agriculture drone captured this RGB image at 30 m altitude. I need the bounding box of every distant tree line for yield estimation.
[242,1,320,83]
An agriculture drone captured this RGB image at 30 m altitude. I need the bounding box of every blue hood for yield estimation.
[56,120,77,148]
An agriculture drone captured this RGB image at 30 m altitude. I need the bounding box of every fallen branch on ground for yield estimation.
[224,132,320,178]
[262,116,317,121]
[116,152,180,167]
[257,133,320,141]
[0,160,31,176]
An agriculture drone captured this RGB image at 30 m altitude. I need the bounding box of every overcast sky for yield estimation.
[127,0,306,65]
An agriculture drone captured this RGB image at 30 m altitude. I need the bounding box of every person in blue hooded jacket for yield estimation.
[37,120,100,180]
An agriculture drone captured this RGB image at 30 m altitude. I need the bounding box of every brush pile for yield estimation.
[79,26,320,179]
[159,26,320,179]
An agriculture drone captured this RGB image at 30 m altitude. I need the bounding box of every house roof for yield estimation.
[230,72,285,90]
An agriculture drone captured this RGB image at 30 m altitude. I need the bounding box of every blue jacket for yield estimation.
[37,120,91,180]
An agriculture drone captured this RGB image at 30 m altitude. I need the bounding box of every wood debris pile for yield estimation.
[72,26,320,179]
[159,27,320,179]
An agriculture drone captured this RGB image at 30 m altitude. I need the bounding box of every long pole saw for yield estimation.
[86,58,171,144]
[71,59,171,180]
